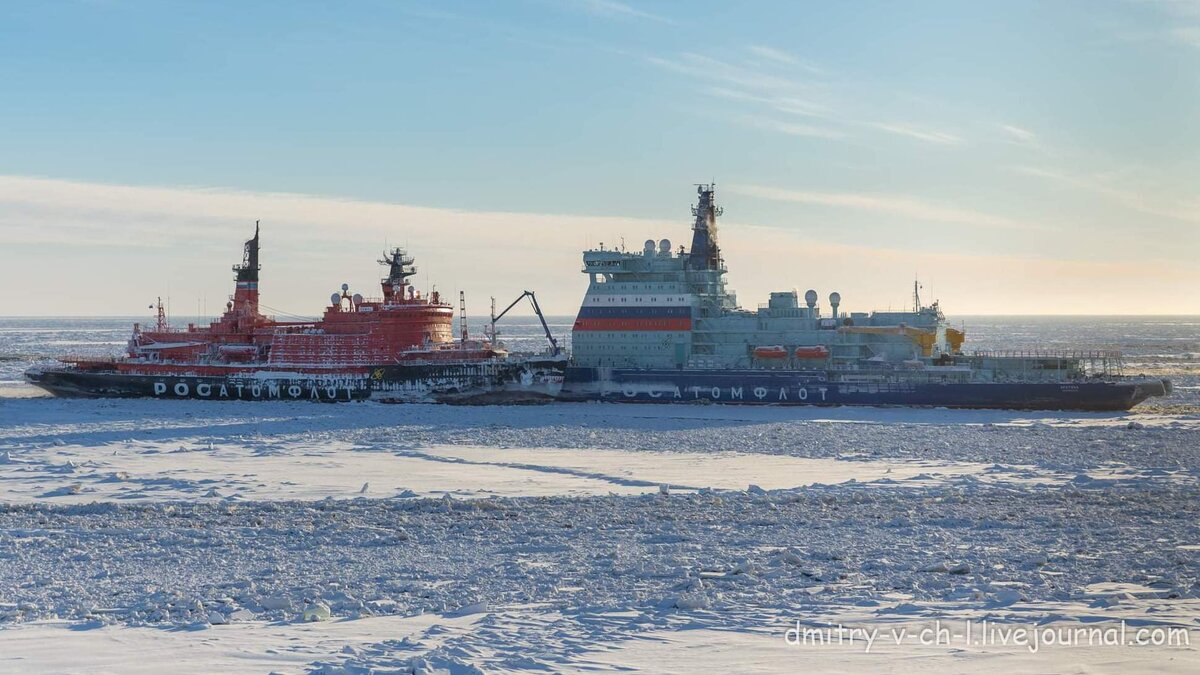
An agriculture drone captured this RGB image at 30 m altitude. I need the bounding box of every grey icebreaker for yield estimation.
[559,184,1172,410]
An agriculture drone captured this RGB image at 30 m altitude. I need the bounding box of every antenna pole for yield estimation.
[489,296,497,342]
[156,297,166,331]
[459,291,468,342]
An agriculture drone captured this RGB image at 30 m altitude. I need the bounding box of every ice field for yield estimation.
[1,396,1199,673]
[1,316,1199,673]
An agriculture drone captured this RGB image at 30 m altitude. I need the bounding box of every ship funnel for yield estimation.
[804,289,818,310]
[829,292,841,319]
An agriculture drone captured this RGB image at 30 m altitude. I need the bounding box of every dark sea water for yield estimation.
[2,315,1197,408]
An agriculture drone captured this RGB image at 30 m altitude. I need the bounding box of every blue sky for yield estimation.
[1,0,1198,315]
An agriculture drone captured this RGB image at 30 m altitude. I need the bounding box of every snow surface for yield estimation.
[1,396,1199,673]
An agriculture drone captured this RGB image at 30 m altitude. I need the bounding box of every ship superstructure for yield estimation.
[562,185,1171,410]
[27,225,565,402]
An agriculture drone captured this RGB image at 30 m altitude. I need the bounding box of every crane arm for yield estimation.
[490,291,561,355]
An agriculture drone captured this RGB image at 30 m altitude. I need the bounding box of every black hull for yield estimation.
[25,359,566,404]
[561,367,1172,412]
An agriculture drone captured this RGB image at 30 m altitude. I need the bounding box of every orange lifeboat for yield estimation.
[794,345,830,359]
[752,345,789,359]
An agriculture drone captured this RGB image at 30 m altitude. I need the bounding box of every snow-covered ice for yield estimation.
[1,394,1198,673]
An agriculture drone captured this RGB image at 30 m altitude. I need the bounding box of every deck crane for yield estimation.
[489,291,561,356]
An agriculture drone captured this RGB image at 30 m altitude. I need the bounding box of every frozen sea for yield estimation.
[1,316,1199,673]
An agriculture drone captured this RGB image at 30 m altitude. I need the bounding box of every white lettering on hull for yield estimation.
[151,378,363,401]
[609,384,833,403]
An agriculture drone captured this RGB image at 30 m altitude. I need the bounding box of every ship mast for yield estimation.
[155,296,167,331]
[686,184,723,271]
[231,221,261,316]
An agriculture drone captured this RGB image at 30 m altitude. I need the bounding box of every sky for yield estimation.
[1,0,1198,317]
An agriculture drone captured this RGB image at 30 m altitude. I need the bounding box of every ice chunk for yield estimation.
[259,595,291,611]
[302,602,331,622]
[453,601,489,616]
[228,608,256,621]
[673,593,710,610]
[989,589,1024,607]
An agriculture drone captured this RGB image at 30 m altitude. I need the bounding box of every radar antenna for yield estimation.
[379,247,417,302]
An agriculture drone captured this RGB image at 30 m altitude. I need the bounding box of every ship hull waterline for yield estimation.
[25,362,566,405]
[23,364,1171,411]
[561,367,1172,412]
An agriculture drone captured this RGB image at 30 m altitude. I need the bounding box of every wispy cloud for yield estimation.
[736,115,847,140]
[573,0,673,24]
[728,183,1032,230]
[1170,25,1200,46]
[1014,165,1200,224]
[866,122,963,146]
[1000,124,1037,144]
[997,123,1053,155]
[647,51,965,146]
[1140,0,1200,20]
[747,44,798,64]
[1114,1,1200,48]
[746,45,824,74]
[704,87,831,117]
[648,52,814,96]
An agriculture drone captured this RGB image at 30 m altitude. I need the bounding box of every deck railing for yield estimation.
[971,349,1123,360]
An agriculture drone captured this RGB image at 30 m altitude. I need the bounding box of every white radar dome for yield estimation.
[659,239,671,254]
[330,293,342,306]
[804,289,818,307]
